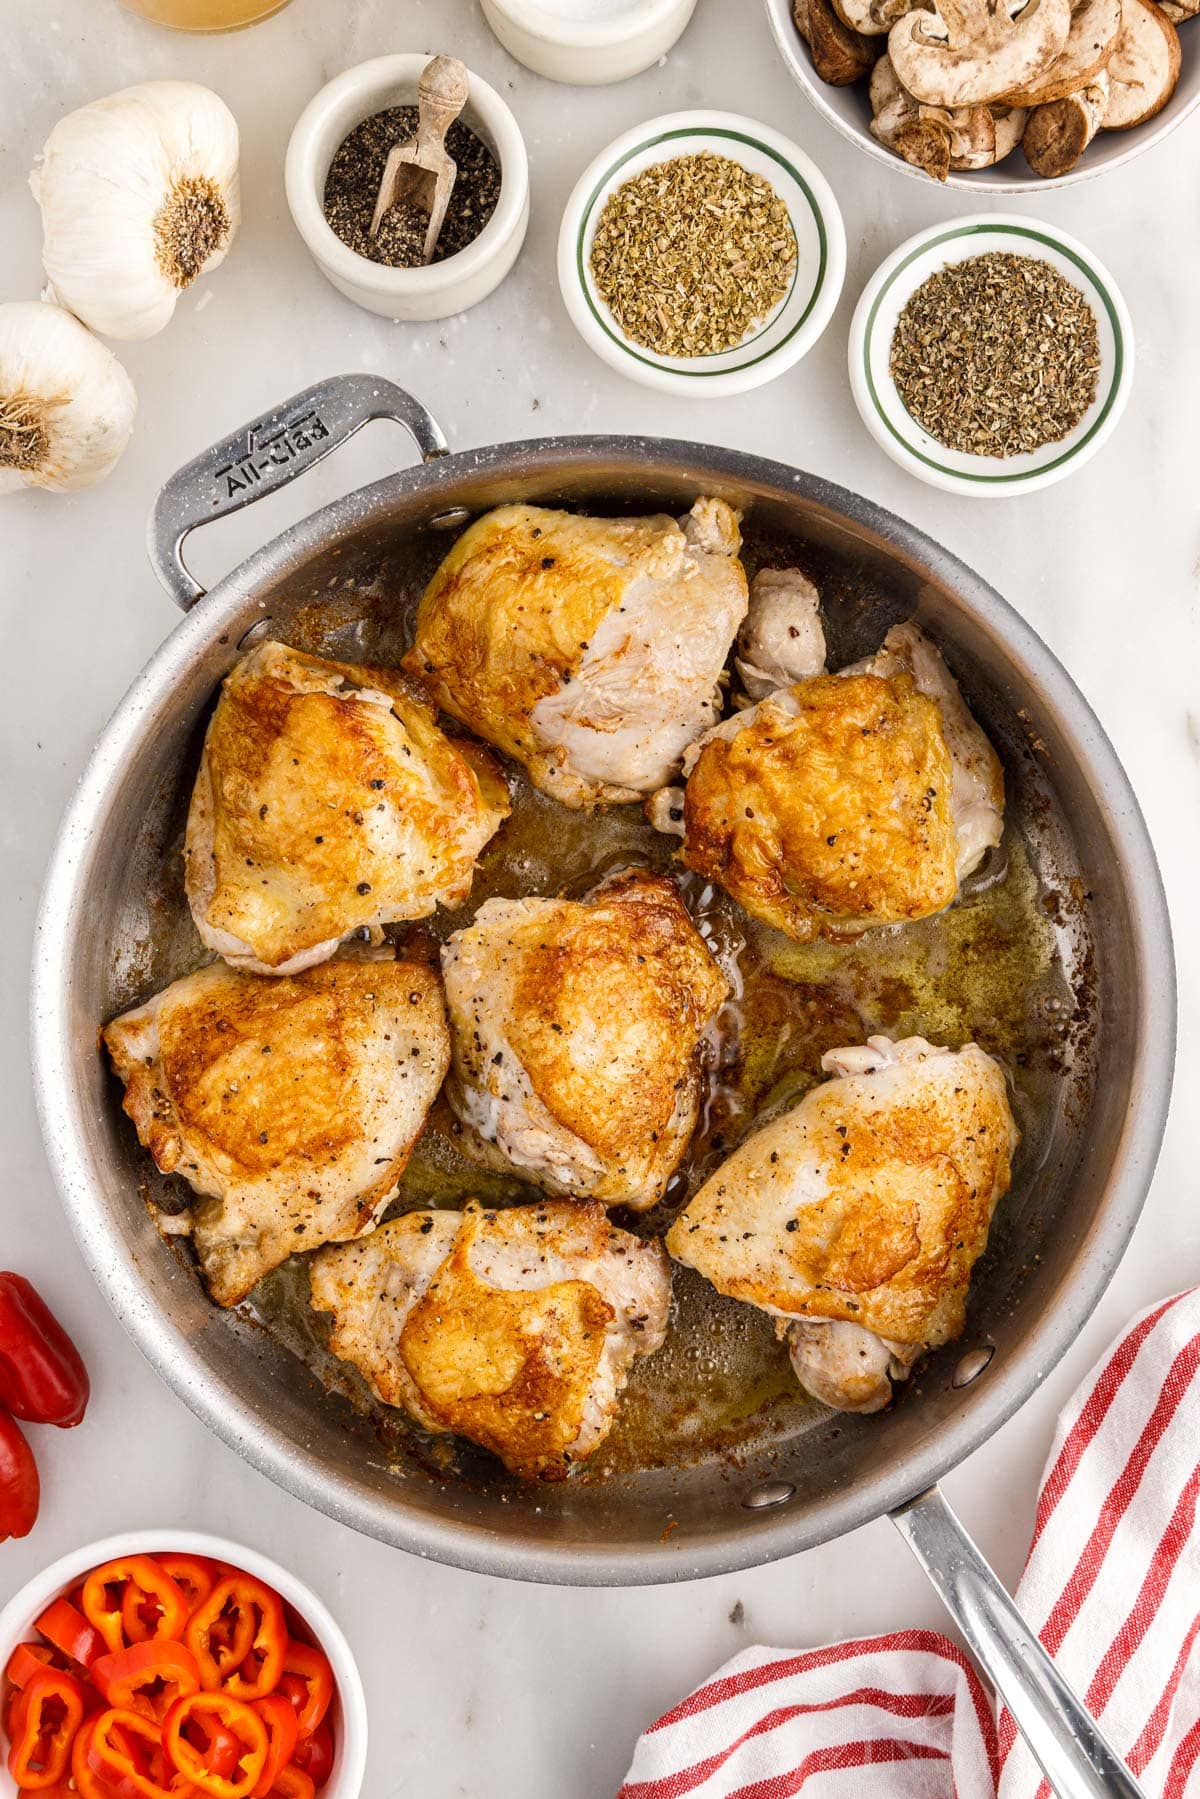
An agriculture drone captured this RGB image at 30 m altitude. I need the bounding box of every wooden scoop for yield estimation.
[369,55,470,265]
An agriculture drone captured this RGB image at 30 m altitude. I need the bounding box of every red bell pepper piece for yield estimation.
[36,1595,106,1670]
[6,1664,85,1789]
[5,1641,59,1689]
[162,1691,269,1798]
[187,1578,285,1701]
[0,1409,39,1542]
[85,1706,180,1798]
[0,1274,89,1428]
[262,1768,314,1799]
[276,1644,332,1739]
[69,1719,117,1799]
[290,1719,332,1790]
[82,1558,189,1657]
[156,1556,219,1619]
[249,1695,298,1799]
[92,1641,202,1724]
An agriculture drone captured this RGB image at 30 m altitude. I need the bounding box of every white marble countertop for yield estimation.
[1,1,1198,1793]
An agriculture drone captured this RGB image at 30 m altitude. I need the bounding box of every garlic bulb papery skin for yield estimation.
[0,302,136,494]
[31,81,241,342]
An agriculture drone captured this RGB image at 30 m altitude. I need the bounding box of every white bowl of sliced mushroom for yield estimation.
[764,0,1200,186]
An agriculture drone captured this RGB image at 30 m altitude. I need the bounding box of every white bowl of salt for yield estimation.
[480,0,697,85]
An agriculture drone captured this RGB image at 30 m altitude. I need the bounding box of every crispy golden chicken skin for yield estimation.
[309,1201,671,1480]
[403,500,748,807]
[103,954,450,1307]
[850,623,1004,883]
[185,641,510,975]
[441,871,729,1208]
[667,1035,1017,1413]
[680,671,960,942]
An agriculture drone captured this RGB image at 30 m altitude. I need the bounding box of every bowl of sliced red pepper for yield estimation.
[0,1531,366,1797]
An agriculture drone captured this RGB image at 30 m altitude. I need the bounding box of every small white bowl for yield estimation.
[286,54,530,321]
[0,1530,367,1798]
[848,214,1134,498]
[763,0,1200,192]
[557,111,846,396]
[481,0,697,85]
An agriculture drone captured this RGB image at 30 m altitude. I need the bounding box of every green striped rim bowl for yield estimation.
[557,110,846,397]
[848,215,1135,498]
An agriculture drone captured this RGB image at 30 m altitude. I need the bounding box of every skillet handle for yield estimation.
[148,374,449,611]
[891,1485,1146,1799]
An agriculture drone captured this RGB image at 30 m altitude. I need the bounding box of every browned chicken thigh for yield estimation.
[679,671,961,941]
[667,1034,1017,1413]
[103,954,450,1306]
[404,500,749,807]
[185,641,509,975]
[309,1201,671,1480]
[440,871,728,1208]
[650,574,1004,944]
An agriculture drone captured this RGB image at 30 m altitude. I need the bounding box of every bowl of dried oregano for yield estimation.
[848,214,1134,498]
[557,110,846,396]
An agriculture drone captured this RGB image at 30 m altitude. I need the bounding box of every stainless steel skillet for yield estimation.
[31,376,1175,1798]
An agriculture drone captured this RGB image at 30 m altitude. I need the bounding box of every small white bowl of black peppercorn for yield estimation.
[286,53,530,321]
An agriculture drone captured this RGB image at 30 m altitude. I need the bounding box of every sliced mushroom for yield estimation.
[1159,0,1198,24]
[795,0,882,81]
[870,53,1027,174]
[889,0,1071,106]
[1023,69,1110,168]
[1101,0,1182,124]
[961,100,1030,159]
[831,0,915,37]
[1001,0,1122,102]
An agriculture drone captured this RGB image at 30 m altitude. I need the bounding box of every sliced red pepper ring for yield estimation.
[86,1706,179,1798]
[5,1641,58,1689]
[82,1559,189,1658]
[186,1579,285,1702]
[276,1644,333,1740]
[163,1691,269,1799]
[156,1556,219,1619]
[263,1768,314,1799]
[290,1718,333,1790]
[35,1595,106,1670]
[92,1641,202,1725]
[197,1722,243,1780]
[249,1695,298,1799]
[6,1664,85,1790]
[71,1719,114,1799]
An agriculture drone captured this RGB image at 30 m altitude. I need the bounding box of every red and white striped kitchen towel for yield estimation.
[619,1289,1200,1799]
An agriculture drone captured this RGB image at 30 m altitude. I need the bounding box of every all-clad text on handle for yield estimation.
[148,373,449,611]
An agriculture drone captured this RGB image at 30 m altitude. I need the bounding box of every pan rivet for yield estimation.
[952,1346,995,1388]
[238,617,274,650]
[429,507,471,530]
[743,1480,795,1510]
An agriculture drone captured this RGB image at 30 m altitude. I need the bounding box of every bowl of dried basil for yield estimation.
[557,110,846,395]
[848,214,1134,496]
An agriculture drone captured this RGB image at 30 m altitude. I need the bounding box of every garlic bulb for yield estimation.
[31,81,240,342]
[0,301,136,494]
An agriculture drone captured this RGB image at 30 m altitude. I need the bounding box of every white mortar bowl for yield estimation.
[286,53,530,321]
